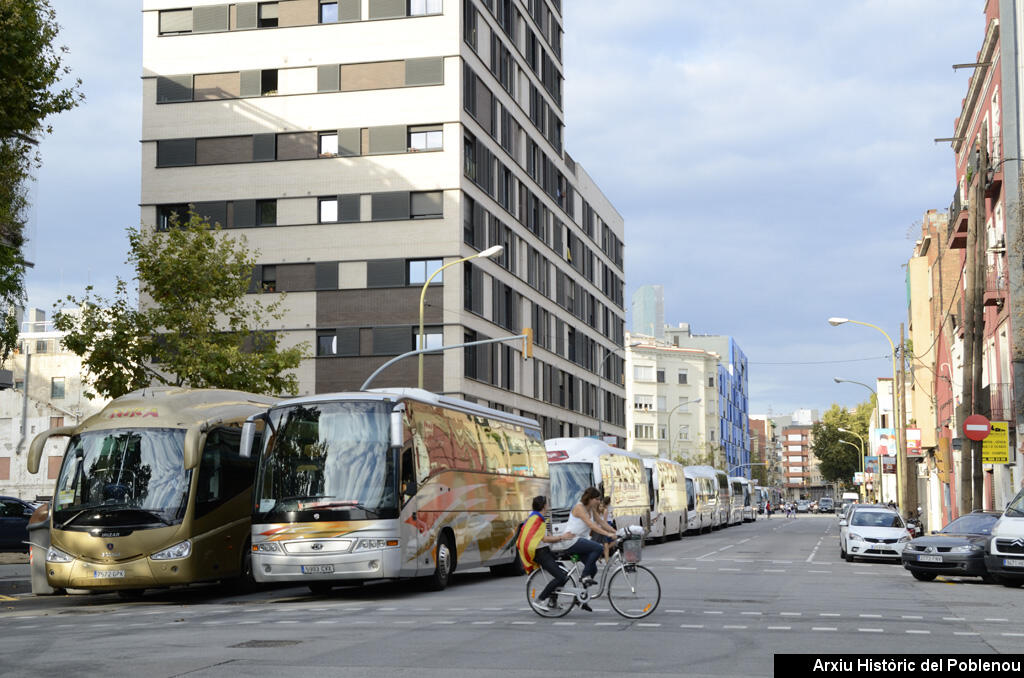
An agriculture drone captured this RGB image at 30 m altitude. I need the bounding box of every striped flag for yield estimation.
[516,512,546,573]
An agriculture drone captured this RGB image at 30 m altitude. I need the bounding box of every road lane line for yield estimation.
[858,628,884,633]
[595,622,619,626]
[680,624,705,629]
[905,630,930,635]
[763,569,786,573]
[472,621,495,625]
[985,618,1009,622]
[780,612,801,617]
[703,611,723,615]
[859,614,882,618]
[767,626,791,630]
[741,612,762,616]
[1001,632,1024,637]
[953,632,979,636]
[812,627,837,632]
[819,613,840,617]
[697,552,717,560]
[638,623,661,627]
[553,621,575,626]
[943,617,965,621]
[718,568,741,572]
[901,615,923,620]
[723,625,747,630]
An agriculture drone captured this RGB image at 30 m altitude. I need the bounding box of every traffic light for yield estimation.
[522,328,533,359]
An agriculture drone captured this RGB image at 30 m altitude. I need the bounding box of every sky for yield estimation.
[25,0,984,417]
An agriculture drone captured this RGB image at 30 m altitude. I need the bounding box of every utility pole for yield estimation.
[971,128,989,511]
[900,323,914,514]
[960,140,979,517]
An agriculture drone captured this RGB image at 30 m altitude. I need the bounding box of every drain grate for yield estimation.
[230,640,302,648]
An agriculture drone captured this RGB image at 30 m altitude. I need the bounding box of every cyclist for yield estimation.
[591,495,615,562]
[553,486,617,588]
[517,495,581,610]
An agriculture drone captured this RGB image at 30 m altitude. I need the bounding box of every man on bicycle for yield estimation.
[517,495,581,610]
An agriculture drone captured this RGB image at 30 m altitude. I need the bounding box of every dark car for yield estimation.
[818,498,834,514]
[0,496,38,551]
[901,511,1002,582]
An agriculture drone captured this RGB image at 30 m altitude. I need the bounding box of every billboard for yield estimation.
[982,421,1010,464]
[905,428,922,458]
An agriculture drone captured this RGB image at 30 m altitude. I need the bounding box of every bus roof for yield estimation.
[729,476,750,485]
[683,465,719,479]
[271,387,541,430]
[77,387,280,433]
[544,437,641,464]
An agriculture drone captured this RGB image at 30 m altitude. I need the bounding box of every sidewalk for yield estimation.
[0,557,31,598]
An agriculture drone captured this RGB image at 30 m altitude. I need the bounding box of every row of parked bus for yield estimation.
[24,387,762,598]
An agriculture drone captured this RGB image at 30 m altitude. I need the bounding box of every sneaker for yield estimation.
[581,577,597,588]
[545,597,559,610]
[580,602,594,612]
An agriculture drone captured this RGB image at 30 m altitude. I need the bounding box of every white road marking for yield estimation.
[718,568,741,572]
[780,612,802,617]
[819,613,840,617]
[953,632,979,636]
[238,620,260,625]
[718,545,735,551]
[901,615,923,620]
[433,620,456,625]
[860,614,882,618]
[553,621,575,626]
[906,630,930,635]
[943,617,965,621]
[481,607,503,611]
[276,620,298,624]
[764,569,786,573]
[680,624,705,629]
[638,623,661,627]
[767,626,791,630]
[595,622,619,626]
[378,607,397,611]
[472,621,495,625]
[697,552,717,560]
[812,627,837,632]
[703,611,723,615]
[741,612,762,616]
[985,618,1009,622]
[1001,632,1024,637]
[858,628,884,633]
[722,625,747,630]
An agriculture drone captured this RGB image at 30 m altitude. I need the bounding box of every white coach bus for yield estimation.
[685,466,722,530]
[642,457,688,542]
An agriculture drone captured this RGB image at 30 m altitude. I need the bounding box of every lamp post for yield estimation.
[417,245,503,388]
[664,398,701,459]
[837,426,868,501]
[598,342,640,444]
[828,317,904,510]
[833,377,879,429]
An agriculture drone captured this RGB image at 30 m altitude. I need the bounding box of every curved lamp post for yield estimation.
[418,245,503,388]
[834,377,879,429]
[837,427,869,502]
[828,317,903,509]
[665,398,702,458]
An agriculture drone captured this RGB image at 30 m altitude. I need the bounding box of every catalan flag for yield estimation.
[516,511,547,573]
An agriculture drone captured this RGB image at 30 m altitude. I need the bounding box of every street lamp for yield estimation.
[837,427,868,502]
[417,245,503,388]
[665,398,702,459]
[833,377,879,429]
[828,317,903,510]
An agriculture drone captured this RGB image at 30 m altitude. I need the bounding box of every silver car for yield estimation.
[839,506,912,562]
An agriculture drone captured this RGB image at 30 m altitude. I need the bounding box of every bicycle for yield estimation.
[525,526,661,619]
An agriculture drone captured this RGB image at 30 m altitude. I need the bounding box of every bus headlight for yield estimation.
[353,539,399,551]
[46,546,73,563]
[254,542,280,552]
[151,540,192,560]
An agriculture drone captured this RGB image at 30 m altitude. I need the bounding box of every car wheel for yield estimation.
[911,571,936,582]
[844,552,854,563]
[981,575,996,585]
[1002,578,1024,589]
[840,543,846,558]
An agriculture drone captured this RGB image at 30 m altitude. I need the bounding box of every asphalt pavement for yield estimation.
[1,514,1022,677]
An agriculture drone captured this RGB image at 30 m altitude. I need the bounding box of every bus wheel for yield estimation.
[425,535,455,591]
[308,582,333,595]
[491,548,525,577]
[116,589,145,601]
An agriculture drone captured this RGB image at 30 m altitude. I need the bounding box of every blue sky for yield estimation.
[27,1,982,416]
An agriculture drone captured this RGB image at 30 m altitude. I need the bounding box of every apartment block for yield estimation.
[141,0,626,439]
[624,332,719,462]
[781,424,812,497]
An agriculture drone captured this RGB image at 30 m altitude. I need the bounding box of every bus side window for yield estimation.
[196,427,250,519]
[401,447,416,503]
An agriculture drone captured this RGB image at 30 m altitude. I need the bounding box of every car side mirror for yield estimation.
[839,520,848,527]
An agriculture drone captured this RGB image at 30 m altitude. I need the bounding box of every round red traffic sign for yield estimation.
[963,414,991,441]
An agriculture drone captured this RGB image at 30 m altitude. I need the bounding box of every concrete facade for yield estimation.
[140,0,626,440]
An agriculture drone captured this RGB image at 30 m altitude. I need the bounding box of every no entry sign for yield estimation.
[963,414,991,441]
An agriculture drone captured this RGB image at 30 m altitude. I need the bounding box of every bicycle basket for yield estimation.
[622,536,643,563]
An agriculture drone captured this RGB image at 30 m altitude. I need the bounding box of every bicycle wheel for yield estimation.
[607,564,660,619]
[525,567,577,618]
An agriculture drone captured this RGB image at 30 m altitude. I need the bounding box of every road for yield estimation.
[1,515,1022,677]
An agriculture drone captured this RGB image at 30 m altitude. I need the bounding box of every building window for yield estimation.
[657,396,666,411]
[261,265,277,292]
[317,331,337,356]
[257,200,277,225]
[35,340,49,353]
[708,376,714,387]
[319,1,339,22]
[157,203,190,231]
[409,0,442,15]
[51,377,66,400]
[656,369,665,383]
[410,191,443,219]
[634,424,654,440]
[50,416,64,429]
[258,2,279,27]
[658,426,666,440]
[633,365,653,381]
[158,9,192,35]
[319,133,339,157]
[678,425,689,441]
[408,259,443,285]
[261,69,278,95]
[319,198,338,223]
[633,394,653,411]
[678,369,687,384]
[409,128,442,151]
[417,327,443,350]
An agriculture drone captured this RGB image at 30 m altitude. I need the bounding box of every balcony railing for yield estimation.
[984,265,1008,307]
[990,382,1013,422]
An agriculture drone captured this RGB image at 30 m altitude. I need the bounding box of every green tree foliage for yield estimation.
[811,402,873,485]
[0,0,83,360]
[54,211,309,399]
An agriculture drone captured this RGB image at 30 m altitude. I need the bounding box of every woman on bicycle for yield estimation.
[553,486,617,586]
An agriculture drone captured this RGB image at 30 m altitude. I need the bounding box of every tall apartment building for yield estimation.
[141,0,627,440]
[624,332,719,462]
[631,285,663,340]
[664,324,750,477]
[781,423,812,499]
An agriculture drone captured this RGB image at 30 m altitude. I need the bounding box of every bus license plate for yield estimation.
[93,570,126,579]
[917,555,942,563]
[1003,558,1024,568]
[301,565,335,574]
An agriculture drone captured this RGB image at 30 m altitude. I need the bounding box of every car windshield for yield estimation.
[851,510,904,528]
[256,401,396,517]
[550,463,593,511]
[1006,489,1024,517]
[52,428,189,526]
[941,514,998,535]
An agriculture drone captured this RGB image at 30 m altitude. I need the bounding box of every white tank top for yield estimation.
[562,506,592,542]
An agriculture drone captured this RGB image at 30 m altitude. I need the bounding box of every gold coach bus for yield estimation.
[27,388,278,597]
[244,388,548,593]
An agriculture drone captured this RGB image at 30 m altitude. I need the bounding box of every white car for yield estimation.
[985,487,1024,588]
[839,506,912,562]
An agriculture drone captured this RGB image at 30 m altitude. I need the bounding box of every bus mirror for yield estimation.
[27,425,76,474]
[240,417,259,458]
[390,408,404,448]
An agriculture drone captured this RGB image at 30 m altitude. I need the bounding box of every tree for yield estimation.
[0,0,83,360]
[811,402,873,486]
[54,211,309,399]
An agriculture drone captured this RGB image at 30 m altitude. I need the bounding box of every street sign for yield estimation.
[905,428,923,458]
[963,414,991,441]
[982,421,1010,464]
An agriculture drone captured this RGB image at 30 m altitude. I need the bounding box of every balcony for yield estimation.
[984,266,1008,307]
[985,163,1003,199]
[990,382,1014,422]
[947,188,968,249]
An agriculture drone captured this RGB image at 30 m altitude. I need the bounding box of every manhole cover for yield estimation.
[230,640,302,648]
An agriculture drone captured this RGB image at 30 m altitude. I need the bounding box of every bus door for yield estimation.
[400,444,427,575]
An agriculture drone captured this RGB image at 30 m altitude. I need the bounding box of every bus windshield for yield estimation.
[255,401,396,520]
[550,463,593,511]
[52,428,189,528]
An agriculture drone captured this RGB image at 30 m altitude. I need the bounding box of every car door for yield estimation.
[0,499,30,550]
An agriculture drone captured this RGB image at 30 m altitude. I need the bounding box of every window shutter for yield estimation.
[235,2,258,28]
[338,0,361,21]
[336,327,360,356]
[367,125,407,154]
[337,194,360,222]
[405,57,444,86]
[276,132,318,160]
[278,0,318,26]
[337,128,360,156]
[159,9,193,33]
[372,327,411,355]
[253,133,276,161]
[232,200,256,228]
[195,136,253,164]
[240,70,262,97]
[156,75,193,103]
[156,138,196,167]
[192,4,229,32]
[248,265,262,293]
[317,64,340,92]
[368,0,406,19]
[194,201,228,228]
[372,192,410,221]
[367,259,406,287]
[411,191,442,218]
[315,262,339,290]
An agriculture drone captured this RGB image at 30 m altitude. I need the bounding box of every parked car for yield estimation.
[839,505,911,562]
[0,496,38,551]
[818,497,835,514]
[901,511,1001,582]
[986,487,1024,588]
[796,499,811,513]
